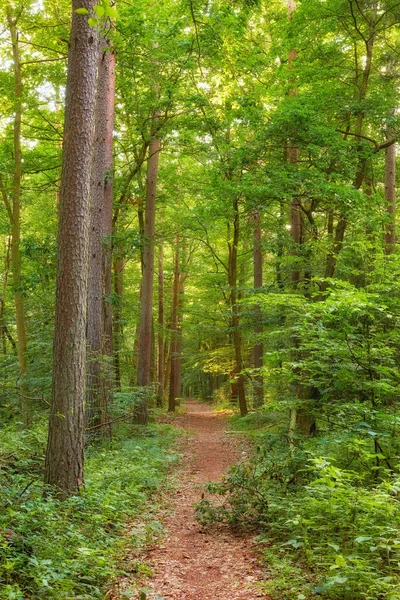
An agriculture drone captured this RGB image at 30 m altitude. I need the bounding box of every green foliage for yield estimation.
[196,430,400,598]
[0,423,178,599]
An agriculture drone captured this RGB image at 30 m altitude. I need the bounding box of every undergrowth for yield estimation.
[195,409,400,600]
[0,421,179,599]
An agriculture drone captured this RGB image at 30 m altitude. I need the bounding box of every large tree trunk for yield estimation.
[44,0,98,497]
[252,209,264,408]
[136,121,161,423]
[7,6,30,427]
[101,47,116,432]
[86,39,110,434]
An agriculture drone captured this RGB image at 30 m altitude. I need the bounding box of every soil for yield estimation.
[139,399,267,600]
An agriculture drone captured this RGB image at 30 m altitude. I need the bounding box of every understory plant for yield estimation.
[197,283,400,599]
[0,421,178,599]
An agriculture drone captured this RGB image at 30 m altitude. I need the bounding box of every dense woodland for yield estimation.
[1,0,400,598]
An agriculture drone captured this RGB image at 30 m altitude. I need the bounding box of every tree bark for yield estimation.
[157,243,165,406]
[101,47,116,432]
[228,199,247,417]
[136,121,161,423]
[113,256,124,390]
[252,209,264,408]
[44,0,98,497]
[168,235,180,412]
[384,134,396,255]
[0,236,11,356]
[86,38,110,434]
[6,6,30,427]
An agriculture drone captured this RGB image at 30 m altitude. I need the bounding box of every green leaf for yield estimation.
[75,7,89,14]
[88,17,98,26]
[328,542,340,552]
[94,5,105,17]
[281,538,304,548]
[334,555,347,567]
[106,6,118,18]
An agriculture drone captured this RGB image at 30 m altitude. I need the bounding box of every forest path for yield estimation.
[141,399,266,600]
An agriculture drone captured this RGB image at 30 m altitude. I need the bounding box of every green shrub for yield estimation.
[0,422,178,599]
[196,431,400,599]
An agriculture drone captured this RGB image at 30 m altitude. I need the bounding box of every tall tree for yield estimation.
[168,234,180,412]
[45,0,99,496]
[384,121,396,256]
[86,35,115,436]
[252,209,264,408]
[6,5,30,426]
[136,118,161,423]
[101,46,116,429]
[228,196,247,417]
[157,242,165,406]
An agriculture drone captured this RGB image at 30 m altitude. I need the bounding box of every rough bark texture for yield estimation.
[7,6,30,426]
[102,48,116,413]
[228,200,247,417]
[136,125,161,423]
[0,237,11,355]
[113,256,124,390]
[168,236,180,412]
[384,137,396,255]
[157,243,165,406]
[252,209,264,408]
[44,0,98,497]
[86,39,109,433]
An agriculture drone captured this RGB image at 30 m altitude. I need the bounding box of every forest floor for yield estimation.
[136,399,267,600]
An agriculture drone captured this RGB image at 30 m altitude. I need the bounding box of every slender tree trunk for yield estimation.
[101,48,116,434]
[287,0,314,435]
[7,6,30,426]
[174,274,186,404]
[384,133,396,255]
[157,243,165,406]
[164,335,171,398]
[323,214,347,283]
[287,0,302,288]
[252,209,264,408]
[276,200,285,290]
[174,320,183,404]
[86,39,110,434]
[44,0,98,497]
[323,16,376,283]
[113,256,124,390]
[136,120,161,423]
[168,235,180,412]
[0,236,11,356]
[228,199,247,417]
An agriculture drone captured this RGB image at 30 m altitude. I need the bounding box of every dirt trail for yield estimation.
[142,399,266,600]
